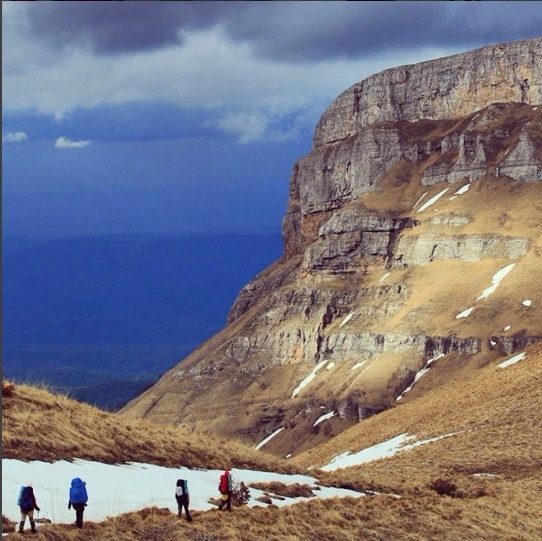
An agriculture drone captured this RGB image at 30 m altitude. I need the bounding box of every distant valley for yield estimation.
[2,233,283,410]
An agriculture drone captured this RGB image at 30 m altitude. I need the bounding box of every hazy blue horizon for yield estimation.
[2,231,284,410]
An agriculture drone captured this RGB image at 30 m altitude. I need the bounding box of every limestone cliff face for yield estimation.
[120,39,542,458]
[314,38,542,147]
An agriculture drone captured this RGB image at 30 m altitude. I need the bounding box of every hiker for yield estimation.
[68,477,88,528]
[175,479,193,521]
[217,470,232,511]
[17,484,40,533]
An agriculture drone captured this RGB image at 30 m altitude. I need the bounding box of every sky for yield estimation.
[3,1,542,238]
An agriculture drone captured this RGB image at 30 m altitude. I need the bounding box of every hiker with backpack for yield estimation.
[217,470,232,511]
[175,479,193,521]
[68,477,88,528]
[17,484,40,533]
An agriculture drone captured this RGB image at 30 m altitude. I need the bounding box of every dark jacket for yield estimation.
[19,486,40,513]
[175,479,190,505]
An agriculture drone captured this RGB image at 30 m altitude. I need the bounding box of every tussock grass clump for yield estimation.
[250,481,316,499]
[2,377,15,397]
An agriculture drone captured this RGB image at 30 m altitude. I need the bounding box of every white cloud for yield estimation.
[2,131,28,143]
[2,14,462,142]
[54,136,90,149]
[210,111,269,144]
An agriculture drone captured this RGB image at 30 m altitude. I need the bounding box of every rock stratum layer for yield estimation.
[120,39,542,457]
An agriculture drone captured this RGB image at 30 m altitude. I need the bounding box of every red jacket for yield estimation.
[219,471,231,494]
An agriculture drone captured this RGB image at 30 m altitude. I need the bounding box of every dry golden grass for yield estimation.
[3,489,541,540]
[249,482,316,499]
[1,381,292,474]
[3,343,542,539]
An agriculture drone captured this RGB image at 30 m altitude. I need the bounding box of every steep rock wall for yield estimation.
[120,39,542,458]
[314,38,542,147]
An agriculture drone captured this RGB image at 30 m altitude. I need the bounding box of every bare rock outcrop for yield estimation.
[314,38,541,146]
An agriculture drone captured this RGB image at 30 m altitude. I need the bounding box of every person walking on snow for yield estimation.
[68,477,88,528]
[217,470,232,511]
[175,479,193,521]
[17,484,40,533]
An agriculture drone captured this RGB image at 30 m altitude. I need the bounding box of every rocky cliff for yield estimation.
[120,38,542,457]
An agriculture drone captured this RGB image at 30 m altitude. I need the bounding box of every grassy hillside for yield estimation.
[3,342,542,539]
[1,380,289,473]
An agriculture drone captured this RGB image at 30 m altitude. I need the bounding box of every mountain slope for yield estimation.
[1,380,288,473]
[119,38,542,457]
[3,344,542,539]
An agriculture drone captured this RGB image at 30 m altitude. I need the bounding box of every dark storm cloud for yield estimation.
[22,1,542,60]
[224,2,542,61]
[24,1,229,53]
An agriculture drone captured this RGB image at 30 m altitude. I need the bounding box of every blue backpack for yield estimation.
[17,486,34,511]
[69,478,88,504]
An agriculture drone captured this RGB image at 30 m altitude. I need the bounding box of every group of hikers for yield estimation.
[17,477,88,533]
[16,470,233,533]
[175,469,234,521]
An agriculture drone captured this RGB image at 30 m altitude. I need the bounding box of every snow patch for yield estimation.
[313,411,336,427]
[476,263,515,301]
[352,360,368,370]
[454,183,470,195]
[2,459,368,524]
[396,354,444,401]
[379,272,390,282]
[339,313,354,328]
[413,191,428,210]
[456,307,473,319]
[457,264,516,322]
[498,352,526,369]
[292,360,327,398]
[417,188,449,213]
[321,432,456,471]
[256,427,285,450]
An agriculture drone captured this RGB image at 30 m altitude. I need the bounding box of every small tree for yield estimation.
[231,480,251,506]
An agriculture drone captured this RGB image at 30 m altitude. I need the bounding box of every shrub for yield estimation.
[231,481,251,506]
[429,477,457,497]
[2,378,15,397]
